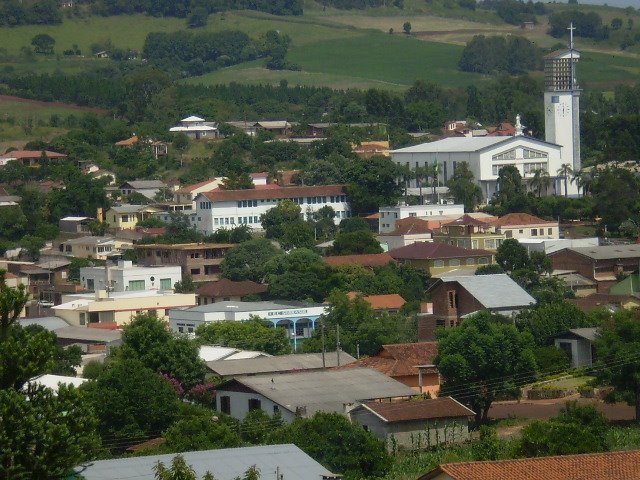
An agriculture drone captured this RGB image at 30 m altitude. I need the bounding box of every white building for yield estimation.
[169,300,328,350]
[391,135,565,200]
[379,204,464,233]
[391,42,582,199]
[492,213,560,240]
[79,261,182,292]
[169,116,218,139]
[193,185,350,235]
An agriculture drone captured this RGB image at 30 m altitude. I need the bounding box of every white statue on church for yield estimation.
[515,114,525,136]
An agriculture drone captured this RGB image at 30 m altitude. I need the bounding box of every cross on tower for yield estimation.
[567,22,575,50]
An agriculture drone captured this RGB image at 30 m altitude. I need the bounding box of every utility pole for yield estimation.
[321,320,326,368]
[336,324,341,367]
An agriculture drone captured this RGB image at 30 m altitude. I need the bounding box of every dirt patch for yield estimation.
[413,28,503,37]
[0,94,108,115]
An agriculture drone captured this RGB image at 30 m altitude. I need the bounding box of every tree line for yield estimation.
[458,35,542,75]
[0,0,61,27]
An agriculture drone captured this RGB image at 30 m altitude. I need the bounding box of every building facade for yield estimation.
[168,301,327,349]
[79,261,182,292]
[106,205,161,230]
[492,213,560,240]
[433,214,505,251]
[134,243,234,282]
[193,185,350,235]
[379,204,465,234]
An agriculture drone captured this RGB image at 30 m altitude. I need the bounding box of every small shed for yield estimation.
[554,327,599,368]
[349,397,474,450]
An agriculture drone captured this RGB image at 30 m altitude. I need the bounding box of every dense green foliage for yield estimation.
[196,318,292,355]
[548,10,609,40]
[436,311,538,423]
[220,238,281,282]
[459,35,541,75]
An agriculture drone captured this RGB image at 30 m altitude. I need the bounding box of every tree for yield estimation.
[339,217,370,233]
[517,401,608,456]
[403,21,411,34]
[435,311,537,423]
[495,238,530,273]
[595,310,640,421]
[31,33,56,54]
[260,200,303,240]
[329,230,383,255]
[83,359,181,443]
[557,163,574,197]
[345,156,403,214]
[196,318,292,355]
[491,165,528,213]
[0,385,100,479]
[164,415,242,452]
[518,301,590,346]
[529,168,551,197]
[154,455,215,480]
[221,238,280,282]
[20,234,45,261]
[272,412,391,479]
[263,249,334,302]
[0,270,30,342]
[118,312,207,389]
[221,173,255,190]
[187,7,208,28]
[447,161,483,211]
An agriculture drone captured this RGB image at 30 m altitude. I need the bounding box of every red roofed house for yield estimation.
[196,279,268,305]
[349,397,474,450]
[492,212,560,240]
[193,185,351,235]
[339,342,440,395]
[378,217,433,251]
[0,150,66,167]
[419,449,640,480]
[324,253,396,269]
[175,178,225,207]
[389,242,494,276]
[433,214,505,251]
[346,292,406,313]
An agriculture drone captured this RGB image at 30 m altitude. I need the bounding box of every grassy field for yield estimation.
[0,5,638,91]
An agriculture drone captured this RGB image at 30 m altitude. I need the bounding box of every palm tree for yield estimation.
[572,169,592,196]
[530,168,551,197]
[557,163,574,197]
[430,161,442,198]
[415,166,429,205]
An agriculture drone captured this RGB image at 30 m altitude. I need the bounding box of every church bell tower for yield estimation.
[544,23,581,192]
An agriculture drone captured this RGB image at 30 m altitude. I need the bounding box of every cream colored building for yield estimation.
[56,236,133,260]
[492,212,560,240]
[53,290,196,327]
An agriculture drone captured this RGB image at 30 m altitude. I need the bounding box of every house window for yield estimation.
[248,398,262,411]
[448,291,458,309]
[478,257,488,265]
[466,258,475,266]
[190,268,201,275]
[548,228,553,235]
[128,280,145,291]
[531,229,538,236]
[449,259,460,267]
[87,278,94,290]
[220,396,231,414]
[273,405,280,415]
[79,313,86,325]
[434,260,445,268]
[160,278,172,290]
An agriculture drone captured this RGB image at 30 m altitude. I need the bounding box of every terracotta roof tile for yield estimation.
[443,214,490,228]
[387,218,433,236]
[203,185,346,202]
[0,150,66,160]
[339,342,438,377]
[115,135,139,146]
[176,179,222,194]
[324,253,395,268]
[362,397,474,422]
[196,279,267,298]
[420,449,640,480]
[389,242,492,260]
[493,212,557,227]
[346,292,406,310]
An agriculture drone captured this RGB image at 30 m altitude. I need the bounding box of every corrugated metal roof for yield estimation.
[440,274,535,309]
[568,327,599,342]
[75,444,335,480]
[221,367,416,415]
[391,136,508,154]
[567,244,640,260]
[207,351,355,376]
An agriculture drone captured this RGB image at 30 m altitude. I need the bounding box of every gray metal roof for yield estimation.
[121,180,165,189]
[207,351,356,376]
[567,244,640,260]
[55,326,122,344]
[222,367,416,415]
[441,274,536,309]
[110,204,158,214]
[186,300,322,313]
[391,135,559,154]
[568,328,599,342]
[75,444,334,480]
[19,316,70,331]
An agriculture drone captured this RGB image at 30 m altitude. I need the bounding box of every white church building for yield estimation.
[392,38,581,199]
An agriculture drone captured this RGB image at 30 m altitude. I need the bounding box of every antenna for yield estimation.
[568,22,576,90]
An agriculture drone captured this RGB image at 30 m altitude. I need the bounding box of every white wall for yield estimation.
[80,263,182,292]
[497,224,560,240]
[216,390,296,422]
[194,195,350,235]
[379,204,464,233]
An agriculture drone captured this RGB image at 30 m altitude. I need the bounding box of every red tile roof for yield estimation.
[324,253,395,268]
[176,179,221,194]
[249,172,268,178]
[115,135,139,146]
[493,212,557,227]
[339,342,438,377]
[361,397,474,422]
[387,217,433,236]
[419,449,640,480]
[196,279,267,298]
[443,214,490,228]
[203,185,346,202]
[0,150,66,160]
[389,242,492,260]
[346,292,406,310]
